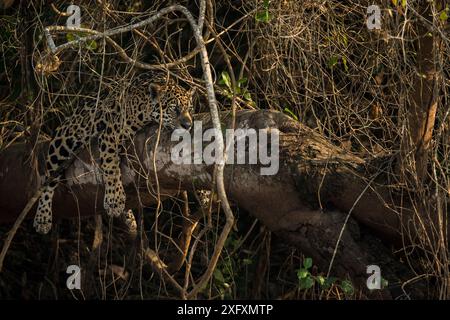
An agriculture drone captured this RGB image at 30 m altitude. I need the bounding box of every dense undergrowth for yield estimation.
[1,0,449,299]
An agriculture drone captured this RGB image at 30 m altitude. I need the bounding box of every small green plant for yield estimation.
[218,71,256,107]
[209,231,255,299]
[339,280,354,296]
[327,56,339,69]
[296,257,355,297]
[327,55,349,72]
[297,257,314,290]
[255,0,271,23]
[283,107,299,121]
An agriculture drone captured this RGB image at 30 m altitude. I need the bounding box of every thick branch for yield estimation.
[2,110,444,292]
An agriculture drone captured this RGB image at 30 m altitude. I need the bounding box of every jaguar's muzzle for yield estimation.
[178,111,193,130]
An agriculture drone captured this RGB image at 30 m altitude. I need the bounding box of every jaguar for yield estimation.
[34,71,195,234]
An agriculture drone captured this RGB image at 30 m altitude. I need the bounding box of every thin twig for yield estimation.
[0,189,41,272]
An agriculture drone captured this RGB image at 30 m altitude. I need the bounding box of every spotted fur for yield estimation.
[34,72,194,234]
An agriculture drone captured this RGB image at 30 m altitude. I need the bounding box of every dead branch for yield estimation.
[1,109,444,296]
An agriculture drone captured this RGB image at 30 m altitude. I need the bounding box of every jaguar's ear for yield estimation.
[149,83,161,102]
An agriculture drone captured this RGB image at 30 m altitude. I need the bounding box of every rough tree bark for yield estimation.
[401,2,442,181]
[0,110,443,297]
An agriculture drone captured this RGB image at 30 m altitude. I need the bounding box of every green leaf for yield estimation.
[263,0,270,9]
[322,277,337,289]
[340,280,354,295]
[255,10,271,23]
[242,258,253,266]
[299,277,314,290]
[283,107,299,121]
[86,40,98,51]
[248,101,257,108]
[440,10,448,22]
[243,92,252,101]
[303,257,313,269]
[341,34,348,47]
[213,268,225,283]
[401,0,407,8]
[297,268,309,279]
[391,0,398,6]
[219,71,232,89]
[255,11,265,22]
[223,89,233,99]
[342,56,349,72]
[237,77,248,87]
[327,56,339,69]
[316,276,326,286]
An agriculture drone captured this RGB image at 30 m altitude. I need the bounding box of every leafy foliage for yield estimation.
[296,257,354,298]
[218,71,256,107]
[255,0,271,23]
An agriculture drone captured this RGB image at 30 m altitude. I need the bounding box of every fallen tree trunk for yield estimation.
[0,109,441,296]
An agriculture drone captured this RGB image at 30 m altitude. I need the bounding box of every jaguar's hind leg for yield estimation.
[34,141,69,234]
[34,120,88,234]
[34,181,58,234]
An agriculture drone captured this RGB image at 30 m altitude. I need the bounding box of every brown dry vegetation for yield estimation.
[0,0,449,300]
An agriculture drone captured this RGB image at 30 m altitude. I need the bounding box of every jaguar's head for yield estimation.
[149,82,195,130]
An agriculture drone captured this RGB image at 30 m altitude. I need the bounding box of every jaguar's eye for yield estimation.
[175,108,181,116]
